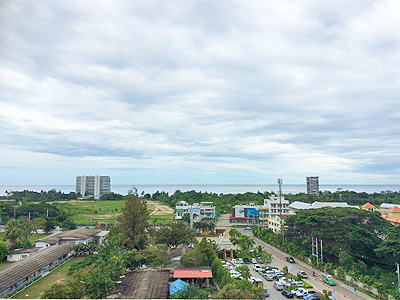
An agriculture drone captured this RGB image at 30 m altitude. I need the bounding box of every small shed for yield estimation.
[173,266,213,288]
[7,247,40,262]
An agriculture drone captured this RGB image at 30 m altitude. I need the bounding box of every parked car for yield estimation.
[273,281,284,291]
[286,256,296,263]
[297,270,308,278]
[264,273,274,281]
[263,288,270,298]
[237,258,244,264]
[259,268,267,275]
[282,290,294,298]
[272,273,286,280]
[245,226,252,230]
[229,270,241,277]
[293,288,308,298]
[243,257,251,264]
[251,258,257,264]
[252,264,262,272]
[303,293,320,300]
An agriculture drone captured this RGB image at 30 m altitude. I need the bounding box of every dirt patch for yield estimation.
[147,200,174,215]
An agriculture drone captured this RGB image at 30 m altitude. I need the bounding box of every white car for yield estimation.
[229,270,241,277]
[293,287,308,298]
[297,270,308,278]
[252,264,262,272]
[273,282,284,291]
[251,258,257,264]
[237,258,244,264]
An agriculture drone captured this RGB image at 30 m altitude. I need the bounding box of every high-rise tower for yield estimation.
[76,175,110,199]
[306,176,319,195]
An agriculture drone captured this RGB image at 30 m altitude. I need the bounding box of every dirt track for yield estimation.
[147,200,174,215]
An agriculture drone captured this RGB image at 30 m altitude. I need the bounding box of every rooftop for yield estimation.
[35,228,102,245]
[387,206,400,213]
[173,266,213,279]
[107,269,169,299]
[0,243,73,292]
[10,247,40,255]
[361,202,376,209]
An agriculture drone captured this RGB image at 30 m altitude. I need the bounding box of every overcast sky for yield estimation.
[1,0,399,186]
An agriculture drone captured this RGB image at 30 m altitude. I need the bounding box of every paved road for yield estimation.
[249,234,374,300]
[216,214,232,229]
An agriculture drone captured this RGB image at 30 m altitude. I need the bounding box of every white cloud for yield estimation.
[1,0,399,185]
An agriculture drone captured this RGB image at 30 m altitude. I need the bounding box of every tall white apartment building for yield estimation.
[76,175,111,199]
[307,176,319,195]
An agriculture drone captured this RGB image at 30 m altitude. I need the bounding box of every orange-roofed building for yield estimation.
[361,202,376,212]
[387,206,400,218]
[382,215,400,226]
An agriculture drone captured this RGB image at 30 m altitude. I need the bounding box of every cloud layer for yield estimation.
[1,0,400,185]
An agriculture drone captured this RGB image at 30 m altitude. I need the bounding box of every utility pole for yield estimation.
[321,239,323,262]
[311,235,314,257]
[190,204,193,229]
[396,262,400,293]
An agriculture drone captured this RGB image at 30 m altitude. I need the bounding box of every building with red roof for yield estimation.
[173,266,212,288]
[361,202,377,212]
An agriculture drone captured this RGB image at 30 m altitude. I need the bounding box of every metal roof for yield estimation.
[108,269,169,299]
[10,247,41,255]
[173,267,212,279]
[35,228,101,244]
[0,242,73,292]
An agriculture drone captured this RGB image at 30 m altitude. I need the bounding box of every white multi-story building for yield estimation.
[307,176,319,195]
[175,201,216,221]
[76,175,110,199]
[264,196,295,232]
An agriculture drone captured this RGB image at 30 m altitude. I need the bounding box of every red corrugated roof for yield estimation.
[173,270,213,278]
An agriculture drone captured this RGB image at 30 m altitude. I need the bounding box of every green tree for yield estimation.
[155,221,194,248]
[117,193,149,250]
[147,244,172,268]
[62,217,77,230]
[5,217,33,250]
[180,249,208,266]
[236,264,251,279]
[0,242,9,261]
[230,233,255,254]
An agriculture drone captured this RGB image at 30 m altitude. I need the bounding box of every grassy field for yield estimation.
[0,232,49,244]
[0,261,13,269]
[53,200,126,225]
[52,200,175,226]
[13,256,84,299]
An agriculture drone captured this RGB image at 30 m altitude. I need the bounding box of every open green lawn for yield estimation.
[149,213,174,226]
[53,200,175,226]
[53,200,126,225]
[1,232,50,247]
[13,256,84,299]
[0,261,13,269]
